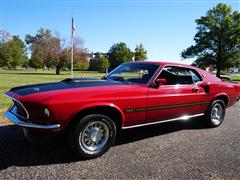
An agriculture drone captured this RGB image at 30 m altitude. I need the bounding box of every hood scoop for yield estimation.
[62,78,102,83]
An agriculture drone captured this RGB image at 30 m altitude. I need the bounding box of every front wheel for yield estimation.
[68,114,117,159]
[206,100,225,128]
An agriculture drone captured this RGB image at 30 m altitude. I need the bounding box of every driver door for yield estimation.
[146,66,203,123]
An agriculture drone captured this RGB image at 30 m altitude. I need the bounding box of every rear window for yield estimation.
[190,70,202,83]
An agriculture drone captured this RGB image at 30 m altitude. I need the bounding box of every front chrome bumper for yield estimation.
[4,111,61,130]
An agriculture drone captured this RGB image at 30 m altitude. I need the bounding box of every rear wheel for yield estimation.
[68,114,116,159]
[206,100,225,127]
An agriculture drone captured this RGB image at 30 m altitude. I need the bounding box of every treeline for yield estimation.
[0,29,147,74]
[89,42,147,73]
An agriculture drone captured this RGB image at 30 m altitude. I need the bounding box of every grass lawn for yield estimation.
[228,75,240,82]
[0,69,104,125]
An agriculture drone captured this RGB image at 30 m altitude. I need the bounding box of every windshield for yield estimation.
[106,63,160,84]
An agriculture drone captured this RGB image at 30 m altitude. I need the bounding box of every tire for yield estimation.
[205,99,226,128]
[68,114,117,159]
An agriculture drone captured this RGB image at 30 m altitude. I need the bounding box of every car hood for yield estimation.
[6,78,129,96]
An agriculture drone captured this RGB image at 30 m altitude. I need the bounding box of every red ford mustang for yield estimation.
[4,62,240,158]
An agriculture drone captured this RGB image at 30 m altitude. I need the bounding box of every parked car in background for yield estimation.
[4,61,240,158]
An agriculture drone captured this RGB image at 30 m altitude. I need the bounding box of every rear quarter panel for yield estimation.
[197,68,240,109]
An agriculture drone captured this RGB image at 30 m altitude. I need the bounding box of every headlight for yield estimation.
[44,108,50,118]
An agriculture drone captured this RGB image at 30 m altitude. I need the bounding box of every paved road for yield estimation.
[0,102,239,179]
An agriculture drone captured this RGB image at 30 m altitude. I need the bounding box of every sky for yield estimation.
[1,0,239,64]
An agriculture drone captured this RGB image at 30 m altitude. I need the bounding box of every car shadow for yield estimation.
[115,117,207,146]
[0,117,207,170]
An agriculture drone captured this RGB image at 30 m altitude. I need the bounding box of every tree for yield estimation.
[89,59,98,71]
[0,35,28,69]
[71,36,89,71]
[26,28,68,74]
[134,43,147,61]
[26,28,55,70]
[108,42,133,69]
[72,49,89,70]
[0,30,12,43]
[0,40,11,68]
[10,36,28,68]
[88,52,105,71]
[29,52,43,70]
[181,3,240,77]
[96,54,110,73]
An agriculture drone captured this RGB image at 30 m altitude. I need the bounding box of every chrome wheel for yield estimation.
[210,103,224,125]
[80,120,110,154]
[69,114,116,158]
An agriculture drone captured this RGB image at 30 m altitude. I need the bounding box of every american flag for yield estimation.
[72,17,75,38]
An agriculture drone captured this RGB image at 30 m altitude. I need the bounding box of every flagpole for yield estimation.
[71,33,73,78]
[71,15,74,78]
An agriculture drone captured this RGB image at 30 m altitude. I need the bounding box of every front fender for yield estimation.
[69,102,125,127]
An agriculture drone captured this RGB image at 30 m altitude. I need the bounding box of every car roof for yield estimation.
[124,61,198,70]
[124,61,220,82]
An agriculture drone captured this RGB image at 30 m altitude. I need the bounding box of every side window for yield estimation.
[190,70,202,83]
[158,66,194,85]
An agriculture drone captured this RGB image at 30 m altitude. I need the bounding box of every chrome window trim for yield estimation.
[149,65,204,87]
[146,64,161,85]
[148,64,165,87]
[4,93,30,119]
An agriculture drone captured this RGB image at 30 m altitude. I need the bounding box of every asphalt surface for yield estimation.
[0,102,239,179]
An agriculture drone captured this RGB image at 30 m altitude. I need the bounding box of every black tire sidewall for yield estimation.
[70,114,116,159]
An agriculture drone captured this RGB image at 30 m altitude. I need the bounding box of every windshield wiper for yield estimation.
[103,76,130,84]
[112,76,130,84]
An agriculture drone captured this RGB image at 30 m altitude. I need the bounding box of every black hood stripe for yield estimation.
[9,78,128,96]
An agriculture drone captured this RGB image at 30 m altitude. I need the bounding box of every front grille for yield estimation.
[10,100,28,119]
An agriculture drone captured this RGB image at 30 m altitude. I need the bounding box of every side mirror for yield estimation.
[155,78,166,87]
